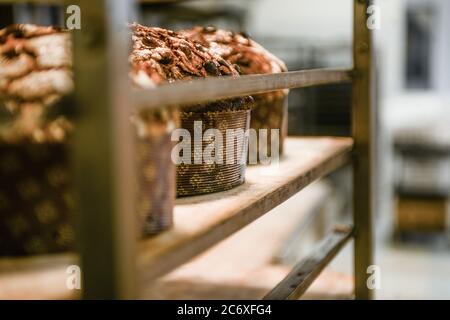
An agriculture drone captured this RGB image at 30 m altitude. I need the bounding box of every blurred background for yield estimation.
[1,0,449,299]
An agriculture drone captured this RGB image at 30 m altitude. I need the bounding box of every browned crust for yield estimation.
[178,26,287,76]
[0,24,73,144]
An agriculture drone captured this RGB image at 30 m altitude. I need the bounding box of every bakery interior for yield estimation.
[0,0,449,300]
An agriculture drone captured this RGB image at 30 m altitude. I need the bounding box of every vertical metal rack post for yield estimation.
[72,0,138,299]
[352,0,374,300]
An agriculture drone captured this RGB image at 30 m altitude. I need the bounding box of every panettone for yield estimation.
[179,26,289,159]
[129,23,253,197]
[0,24,179,255]
[0,25,75,255]
[0,24,73,143]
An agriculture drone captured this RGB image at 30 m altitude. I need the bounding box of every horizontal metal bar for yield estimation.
[263,225,353,300]
[133,68,352,110]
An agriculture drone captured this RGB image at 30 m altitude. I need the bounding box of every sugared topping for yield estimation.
[129,23,240,88]
[0,24,73,143]
[129,23,252,123]
[0,24,254,142]
[179,26,287,75]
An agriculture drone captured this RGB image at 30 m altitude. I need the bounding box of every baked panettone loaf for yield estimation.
[130,23,253,197]
[129,23,240,85]
[0,24,182,255]
[0,24,73,143]
[0,25,75,256]
[179,26,289,158]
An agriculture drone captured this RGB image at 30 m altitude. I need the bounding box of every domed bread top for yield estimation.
[178,26,287,76]
[129,23,253,116]
[129,23,241,89]
[0,24,73,143]
[0,24,254,142]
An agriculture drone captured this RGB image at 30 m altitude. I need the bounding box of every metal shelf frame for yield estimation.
[133,68,353,110]
[0,0,375,300]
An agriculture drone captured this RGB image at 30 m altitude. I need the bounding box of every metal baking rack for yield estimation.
[0,0,375,300]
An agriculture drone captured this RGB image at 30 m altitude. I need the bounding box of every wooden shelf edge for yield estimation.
[0,137,353,299]
[144,267,354,300]
[0,253,77,300]
[137,137,353,286]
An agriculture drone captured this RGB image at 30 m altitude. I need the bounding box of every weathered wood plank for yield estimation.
[0,253,77,300]
[137,137,353,288]
[0,137,352,299]
[144,268,353,300]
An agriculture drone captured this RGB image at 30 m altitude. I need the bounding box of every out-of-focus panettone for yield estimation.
[1,24,198,255]
[0,24,75,256]
[129,23,253,197]
[0,24,73,143]
[179,26,289,158]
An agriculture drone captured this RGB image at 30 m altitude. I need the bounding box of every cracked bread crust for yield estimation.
[0,24,73,143]
[129,23,253,132]
[179,26,288,102]
[0,24,254,142]
[180,26,289,156]
[178,26,287,76]
[129,23,240,86]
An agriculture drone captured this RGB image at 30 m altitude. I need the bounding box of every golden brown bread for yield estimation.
[180,26,289,156]
[0,24,73,143]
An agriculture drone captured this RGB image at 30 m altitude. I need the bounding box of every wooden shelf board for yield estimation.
[0,136,352,299]
[143,266,353,300]
[0,254,76,300]
[137,137,352,287]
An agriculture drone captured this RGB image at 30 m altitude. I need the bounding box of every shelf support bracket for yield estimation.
[264,225,353,300]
